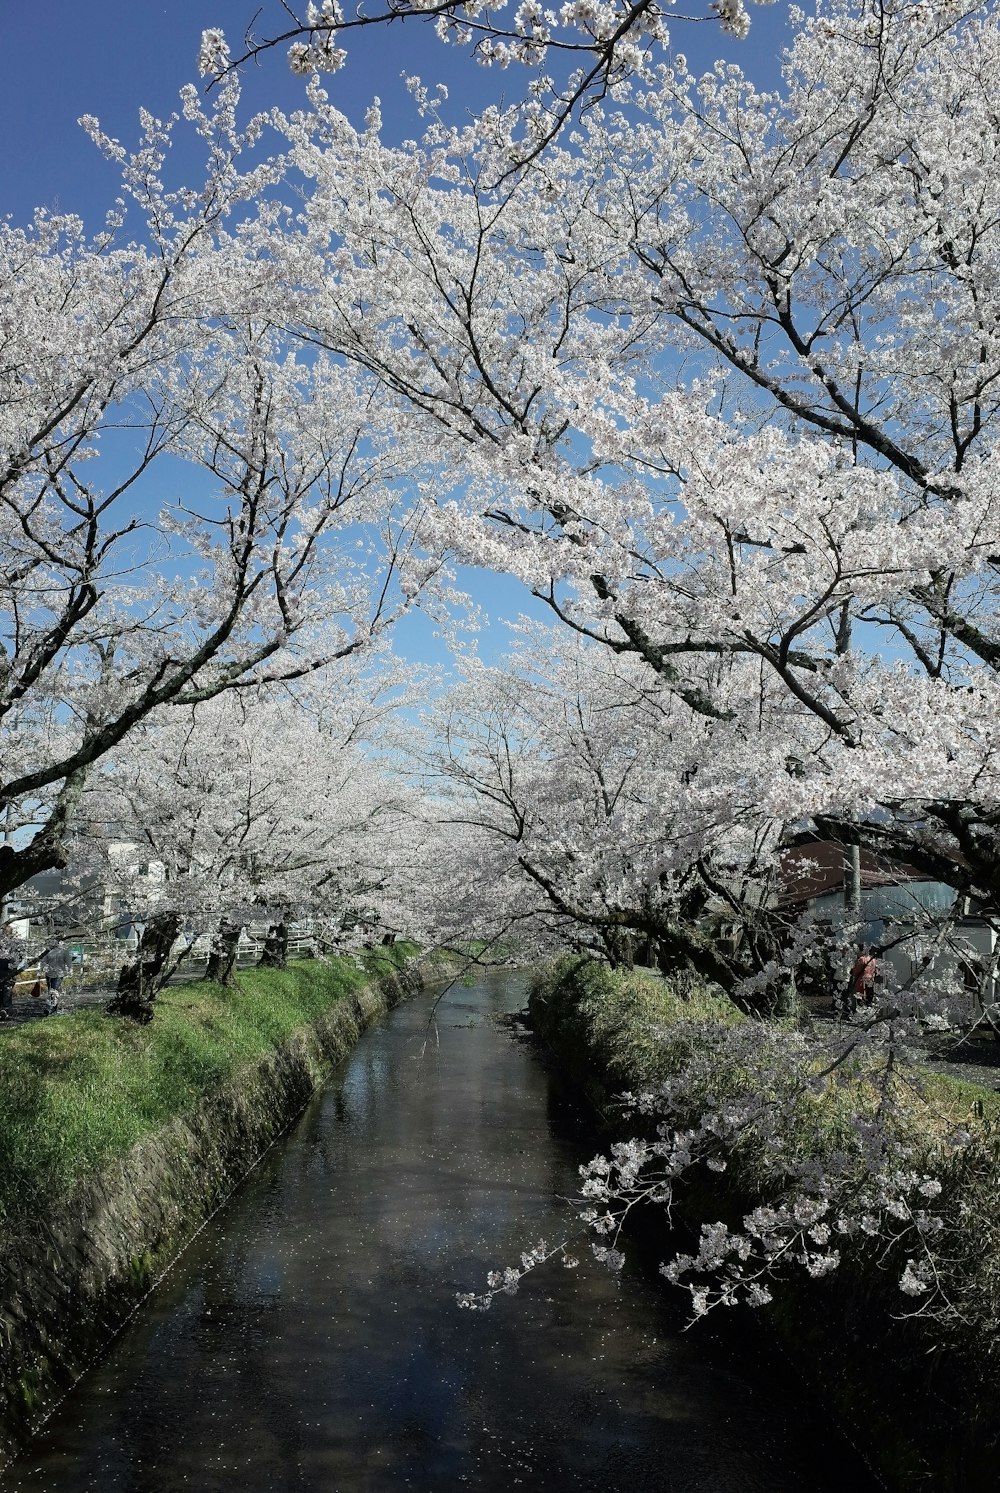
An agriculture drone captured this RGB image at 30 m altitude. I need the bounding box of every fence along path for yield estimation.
[0,929,322,1029]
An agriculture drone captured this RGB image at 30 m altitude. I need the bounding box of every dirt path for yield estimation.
[804,999,1000,1092]
[0,988,110,1028]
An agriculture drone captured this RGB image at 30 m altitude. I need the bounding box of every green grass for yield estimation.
[0,945,420,1238]
[532,954,1000,1126]
[531,957,1000,1334]
[530,954,742,1087]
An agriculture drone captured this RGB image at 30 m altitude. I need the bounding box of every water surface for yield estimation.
[3,972,878,1491]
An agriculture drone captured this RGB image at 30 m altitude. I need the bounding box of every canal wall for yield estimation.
[0,954,439,1469]
[528,956,1000,1493]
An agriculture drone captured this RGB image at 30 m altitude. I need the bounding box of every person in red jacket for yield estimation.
[851,947,878,1007]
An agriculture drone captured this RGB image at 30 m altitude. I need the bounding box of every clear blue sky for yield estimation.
[0,0,794,668]
[0,0,793,222]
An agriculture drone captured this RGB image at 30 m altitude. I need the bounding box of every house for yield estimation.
[779,839,997,1019]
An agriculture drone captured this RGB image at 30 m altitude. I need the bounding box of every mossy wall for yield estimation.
[0,960,423,1469]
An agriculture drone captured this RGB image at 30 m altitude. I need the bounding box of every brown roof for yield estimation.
[778,839,925,909]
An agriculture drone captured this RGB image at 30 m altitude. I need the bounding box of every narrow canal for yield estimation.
[4,972,879,1491]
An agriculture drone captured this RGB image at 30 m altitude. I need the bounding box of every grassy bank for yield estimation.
[529,956,1000,1491]
[530,956,1000,1177]
[0,945,423,1240]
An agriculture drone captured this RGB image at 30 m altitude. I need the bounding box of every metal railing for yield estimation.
[10,927,326,999]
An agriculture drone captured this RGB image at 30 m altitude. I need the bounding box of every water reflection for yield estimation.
[2,972,878,1492]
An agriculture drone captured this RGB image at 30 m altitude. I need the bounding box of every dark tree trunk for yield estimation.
[0,768,88,903]
[654,939,689,979]
[259,921,289,969]
[602,928,635,969]
[205,916,242,985]
[106,911,181,1023]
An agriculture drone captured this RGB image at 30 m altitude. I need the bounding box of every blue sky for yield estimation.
[0,0,796,670]
[0,2,794,227]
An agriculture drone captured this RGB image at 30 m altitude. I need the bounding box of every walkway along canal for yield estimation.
[1,971,880,1492]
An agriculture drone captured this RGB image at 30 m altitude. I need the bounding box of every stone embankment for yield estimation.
[0,957,432,1469]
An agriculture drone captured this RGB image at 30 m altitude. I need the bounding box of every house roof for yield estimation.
[778,839,926,909]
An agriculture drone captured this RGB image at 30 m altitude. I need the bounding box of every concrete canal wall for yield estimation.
[0,955,435,1469]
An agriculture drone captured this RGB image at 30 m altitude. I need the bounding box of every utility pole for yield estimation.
[845,843,862,919]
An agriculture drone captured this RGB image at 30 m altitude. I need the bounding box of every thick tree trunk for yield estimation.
[204,917,242,985]
[106,911,181,1022]
[603,928,635,969]
[0,768,88,904]
[258,920,289,970]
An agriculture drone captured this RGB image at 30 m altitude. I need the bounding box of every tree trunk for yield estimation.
[204,916,242,985]
[775,969,801,1020]
[603,928,635,969]
[106,911,181,1022]
[258,920,289,970]
[0,768,88,904]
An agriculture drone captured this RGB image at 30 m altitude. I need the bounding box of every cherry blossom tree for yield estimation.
[7,0,995,1328]
[259,0,1000,960]
[246,0,1000,1321]
[79,661,426,1017]
[0,77,434,913]
[412,628,801,999]
[170,0,1000,1348]
[200,0,769,166]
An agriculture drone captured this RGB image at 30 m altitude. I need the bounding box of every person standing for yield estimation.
[42,940,73,1015]
[0,922,25,1021]
[851,946,878,1008]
